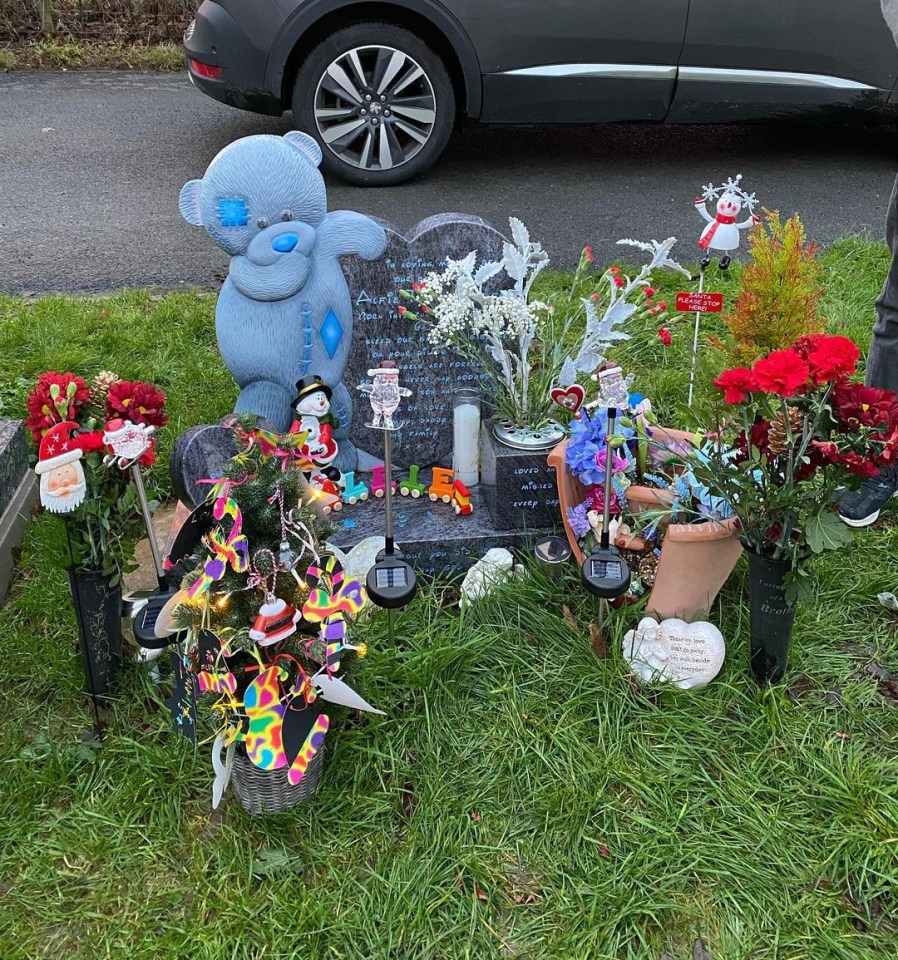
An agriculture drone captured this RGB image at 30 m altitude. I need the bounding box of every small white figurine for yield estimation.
[102,418,155,468]
[694,174,760,270]
[460,547,523,608]
[357,360,411,430]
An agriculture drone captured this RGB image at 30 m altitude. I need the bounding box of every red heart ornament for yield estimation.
[550,384,585,414]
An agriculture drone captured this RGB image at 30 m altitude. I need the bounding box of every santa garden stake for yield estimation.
[102,418,180,650]
[33,420,103,719]
[34,421,87,513]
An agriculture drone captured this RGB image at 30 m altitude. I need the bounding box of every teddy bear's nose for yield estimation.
[271,233,299,253]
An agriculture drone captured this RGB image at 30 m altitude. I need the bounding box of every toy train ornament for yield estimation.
[287,373,473,520]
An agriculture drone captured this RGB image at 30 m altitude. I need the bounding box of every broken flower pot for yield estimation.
[548,428,742,621]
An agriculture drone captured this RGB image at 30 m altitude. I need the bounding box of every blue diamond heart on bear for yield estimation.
[320,308,344,359]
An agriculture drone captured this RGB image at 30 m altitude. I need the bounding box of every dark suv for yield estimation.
[185,0,898,186]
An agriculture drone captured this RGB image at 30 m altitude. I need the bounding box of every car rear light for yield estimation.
[190,59,222,79]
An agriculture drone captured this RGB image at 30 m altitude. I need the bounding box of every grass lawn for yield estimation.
[0,239,896,959]
[0,41,183,73]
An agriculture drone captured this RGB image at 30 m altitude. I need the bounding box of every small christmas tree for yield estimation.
[170,418,372,807]
[724,211,825,363]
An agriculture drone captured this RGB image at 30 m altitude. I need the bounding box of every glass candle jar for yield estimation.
[452,388,481,487]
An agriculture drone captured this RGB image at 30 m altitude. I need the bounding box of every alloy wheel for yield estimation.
[313,45,438,172]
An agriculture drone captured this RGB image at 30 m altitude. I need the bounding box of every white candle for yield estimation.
[453,402,481,486]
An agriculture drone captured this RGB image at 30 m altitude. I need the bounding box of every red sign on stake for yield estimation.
[675,291,724,313]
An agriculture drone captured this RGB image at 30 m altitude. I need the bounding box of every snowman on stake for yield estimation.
[695,174,759,270]
[687,175,761,407]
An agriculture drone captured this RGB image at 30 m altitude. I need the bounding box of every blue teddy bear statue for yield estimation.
[178,130,387,473]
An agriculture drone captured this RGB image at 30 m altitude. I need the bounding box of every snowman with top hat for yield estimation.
[290,375,341,484]
[694,174,760,270]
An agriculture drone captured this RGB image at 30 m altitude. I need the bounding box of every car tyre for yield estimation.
[292,22,456,186]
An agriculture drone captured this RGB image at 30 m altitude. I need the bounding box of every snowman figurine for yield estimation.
[694,174,760,270]
[358,360,411,430]
[289,375,340,470]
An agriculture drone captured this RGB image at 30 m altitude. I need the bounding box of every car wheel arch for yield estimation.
[268,0,481,119]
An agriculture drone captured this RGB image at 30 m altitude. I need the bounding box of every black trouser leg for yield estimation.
[867,171,898,393]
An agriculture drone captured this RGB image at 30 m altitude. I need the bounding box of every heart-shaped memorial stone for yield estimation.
[622,616,725,689]
[341,213,509,470]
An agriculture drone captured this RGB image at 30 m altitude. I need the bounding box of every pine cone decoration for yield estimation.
[637,552,659,588]
[90,370,121,406]
[767,407,805,456]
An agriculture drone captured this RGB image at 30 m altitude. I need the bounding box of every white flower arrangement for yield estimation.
[401,220,689,429]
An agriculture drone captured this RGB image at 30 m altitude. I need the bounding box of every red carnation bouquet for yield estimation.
[686,334,898,601]
[25,370,169,579]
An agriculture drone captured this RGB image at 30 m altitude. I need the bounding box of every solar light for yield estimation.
[366,551,417,609]
[581,406,631,602]
[359,361,418,615]
[594,363,631,408]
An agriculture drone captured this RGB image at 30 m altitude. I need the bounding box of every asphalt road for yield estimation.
[1,70,897,294]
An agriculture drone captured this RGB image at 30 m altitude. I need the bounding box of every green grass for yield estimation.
[2,40,183,71]
[31,40,85,69]
[0,240,896,959]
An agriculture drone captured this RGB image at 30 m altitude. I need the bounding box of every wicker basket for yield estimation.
[230,745,325,815]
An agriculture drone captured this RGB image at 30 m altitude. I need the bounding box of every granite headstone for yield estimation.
[342,213,509,470]
[327,486,543,577]
[0,420,29,519]
[169,424,237,507]
[0,420,37,604]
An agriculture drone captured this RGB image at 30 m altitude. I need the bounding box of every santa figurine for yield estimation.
[102,418,154,468]
[694,174,760,270]
[289,374,340,464]
[34,420,87,514]
[358,360,411,430]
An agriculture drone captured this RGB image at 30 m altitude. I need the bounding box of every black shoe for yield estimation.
[699,255,711,270]
[839,466,898,527]
[718,255,732,270]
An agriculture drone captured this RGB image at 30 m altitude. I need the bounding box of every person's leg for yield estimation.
[840,172,898,527]
[867,172,898,392]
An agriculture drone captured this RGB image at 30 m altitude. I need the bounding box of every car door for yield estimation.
[451,0,689,122]
[669,0,898,121]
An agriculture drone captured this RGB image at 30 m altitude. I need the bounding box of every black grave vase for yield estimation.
[67,568,123,701]
[747,553,796,684]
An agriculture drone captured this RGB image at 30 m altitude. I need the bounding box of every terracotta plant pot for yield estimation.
[548,428,743,621]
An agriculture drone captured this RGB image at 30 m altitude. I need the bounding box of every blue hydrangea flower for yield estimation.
[566,407,634,486]
[567,502,592,538]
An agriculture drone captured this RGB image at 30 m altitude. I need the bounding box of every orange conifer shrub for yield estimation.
[724,211,825,362]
